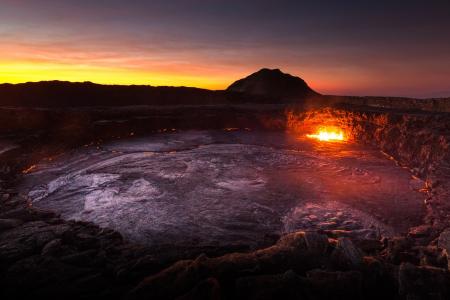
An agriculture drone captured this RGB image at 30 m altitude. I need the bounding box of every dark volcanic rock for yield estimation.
[235,270,306,300]
[331,238,363,269]
[41,238,63,256]
[227,68,319,100]
[0,221,68,262]
[128,232,403,300]
[438,229,450,270]
[177,277,221,300]
[398,262,450,299]
[130,232,329,299]
[0,218,23,230]
[0,207,57,222]
[305,269,363,299]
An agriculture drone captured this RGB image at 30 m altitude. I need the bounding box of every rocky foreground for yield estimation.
[1,198,450,299]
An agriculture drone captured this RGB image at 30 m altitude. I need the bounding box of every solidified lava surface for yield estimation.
[21,131,426,254]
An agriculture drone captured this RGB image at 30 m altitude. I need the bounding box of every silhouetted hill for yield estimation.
[227,68,320,100]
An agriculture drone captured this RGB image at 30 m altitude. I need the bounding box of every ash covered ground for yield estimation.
[21,131,425,255]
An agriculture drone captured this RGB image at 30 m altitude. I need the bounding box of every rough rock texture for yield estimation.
[287,107,450,179]
[438,229,450,270]
[306,96,450,113]
[129,232,391,300]
[287,106,450,234]
[2,189,447,299]
[0,197,157,299]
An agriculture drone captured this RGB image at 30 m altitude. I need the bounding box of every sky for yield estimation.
[1,0,450,97]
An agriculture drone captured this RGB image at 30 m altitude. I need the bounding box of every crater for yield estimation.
[21,130,426,256]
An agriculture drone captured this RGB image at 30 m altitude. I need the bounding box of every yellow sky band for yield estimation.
[0,61,228,89]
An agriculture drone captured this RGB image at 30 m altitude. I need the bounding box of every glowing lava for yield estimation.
[307,129,345,142]
[22,165,37,174]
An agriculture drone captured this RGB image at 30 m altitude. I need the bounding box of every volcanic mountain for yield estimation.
[227,68,320,100]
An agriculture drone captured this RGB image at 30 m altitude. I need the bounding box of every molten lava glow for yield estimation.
[307,129,345,142]
[22,165,37,174]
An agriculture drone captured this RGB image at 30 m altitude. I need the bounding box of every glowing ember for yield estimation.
[22,165,37,174]
[307,129,345,142]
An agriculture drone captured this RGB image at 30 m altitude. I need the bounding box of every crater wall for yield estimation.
[287,106,450,233]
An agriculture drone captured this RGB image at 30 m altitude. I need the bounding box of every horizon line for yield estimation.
[1,79,450,100]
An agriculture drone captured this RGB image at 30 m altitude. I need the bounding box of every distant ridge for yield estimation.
[0,71,449,111]
[0,69,319,107]
[0,81,224,107]
[227,68,319,100]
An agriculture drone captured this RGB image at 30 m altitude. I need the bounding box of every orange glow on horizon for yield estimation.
[0,42,335,91]
[0,59,367,96]
[0,61,342,94]
[0,60,232,89]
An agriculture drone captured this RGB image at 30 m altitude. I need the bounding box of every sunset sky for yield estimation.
[1,0,450,97]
